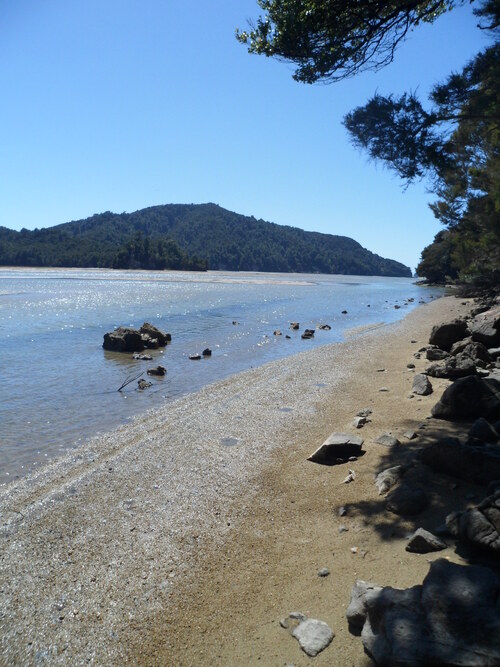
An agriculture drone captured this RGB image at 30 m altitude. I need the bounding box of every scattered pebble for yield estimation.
[350,547,358,554]
[342,469,356,484]
[317,568,330,577]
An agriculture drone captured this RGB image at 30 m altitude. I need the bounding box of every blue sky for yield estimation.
[0,1,489,271]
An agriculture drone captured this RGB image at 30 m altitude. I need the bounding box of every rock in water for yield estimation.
[347,559,500,666]
[412,374,433,396]
[147,366,166,376]
[103,327,144,352]
[406,528,447,553]
[308,433,363,465]
[139,322,171,346]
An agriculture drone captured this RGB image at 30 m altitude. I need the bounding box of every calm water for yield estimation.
[0,268,443,484]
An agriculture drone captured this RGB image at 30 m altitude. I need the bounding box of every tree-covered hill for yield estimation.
[0,203,411,276]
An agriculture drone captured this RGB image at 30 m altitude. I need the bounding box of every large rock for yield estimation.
[412,374,433,396]
[308,433,363,465]
[280,613,334,657]
[347,559,500,666]
[374,465,408,495]
[426,354,477,379]
[103,327,144,352]
[420,437,500,485]
[429,319,469,351]
[470,306,500,347]
[425,346,450,361]
[139,322,171,347]
[431,376,500,421]
[446,489,500,554]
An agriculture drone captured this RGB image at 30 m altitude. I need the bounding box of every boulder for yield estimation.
[406,528,446,553]
[420,437,500,485]
[431,376,500,421]
[469,417,499,443]
[103,327,144,352]
[139,322,171,347]
[386,484,428,516]
[449,336,473,355]
[347,559,500,666]
[301,328,315,339]
[470,306,500,347]
[426,354,477,379]
[425,346,450,361]
[429,319,469,351]
[308,433,364,465]
[457,341,491,366]
[412,374,433,396]
[446,489,500,555]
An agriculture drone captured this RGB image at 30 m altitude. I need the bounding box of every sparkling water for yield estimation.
[0,268,442,483]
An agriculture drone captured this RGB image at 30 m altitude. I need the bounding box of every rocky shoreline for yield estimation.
[1,293,499,666]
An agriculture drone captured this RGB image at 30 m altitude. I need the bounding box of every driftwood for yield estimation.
[117,372,144,392]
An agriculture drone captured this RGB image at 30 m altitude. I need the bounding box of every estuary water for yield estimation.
[0,268,443,484]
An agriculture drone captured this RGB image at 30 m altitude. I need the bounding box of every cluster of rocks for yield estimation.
[103,322,171,352]
[344,294,500,665]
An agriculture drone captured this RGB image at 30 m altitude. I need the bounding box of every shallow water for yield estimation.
[0,268,442,483]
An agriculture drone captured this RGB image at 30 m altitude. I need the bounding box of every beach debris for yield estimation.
[386,484,428,516]
[446,489,500,554]
[342,469,356,484]
[308,433,364,466]
[202,348,212,357]
[374,465,408,495]
[290,322,300,330]
[147,365,166,376]
[352,416,367,429]
[317,567,330,577]
[117,371,144,392]
[137,379,152,390]
[374,433,401,448]
[132,352,153,361]
[281,613,334,657]
[347,559,500,667]
[406,528,447,553]
[412,373,433,396]
[189,353,202,360]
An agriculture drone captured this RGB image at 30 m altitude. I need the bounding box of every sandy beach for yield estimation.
[1,294,478,666]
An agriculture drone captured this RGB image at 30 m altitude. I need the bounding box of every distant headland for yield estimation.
[0,203,411,277]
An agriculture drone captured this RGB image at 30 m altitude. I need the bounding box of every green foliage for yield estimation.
[236,0,459,83]
[0,204,412,277]
[344,2,500,284]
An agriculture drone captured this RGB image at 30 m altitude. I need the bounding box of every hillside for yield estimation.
[0,203,411,276]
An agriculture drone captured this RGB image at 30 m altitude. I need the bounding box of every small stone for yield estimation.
[202,348,212,357]
[406,528,447,553]
[352,416,367,429]
[376,369,386,373]
[291,617,334,657]
[379,387,389,392]
[342,469,356,484]
[375,434,401,448]
[338,525,349,533]
[350,547,358,554]
[338,506,347,517]
[407,363,416,369]
[189,353,201,360]
[317,568,330,577]
[403,431,418,440]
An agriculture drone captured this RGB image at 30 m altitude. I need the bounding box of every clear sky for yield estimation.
[0,1,490,271]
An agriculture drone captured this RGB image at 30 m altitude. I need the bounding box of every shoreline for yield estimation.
[0,295,473,666]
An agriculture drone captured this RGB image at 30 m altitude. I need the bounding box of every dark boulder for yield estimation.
[386,484,428,516]
[426,354,477,379]
[425,346,450,361]
[103,327,144,352]
[470,305,500,347]
[469,417,499,443]
[202,348,212,357]
[420,436,500,485]
[347,559,500,666]
[406,528,447,553]
[139,322,171,347]
[446,489,500,555]
[429,319,469,351]
[431,376,500,421]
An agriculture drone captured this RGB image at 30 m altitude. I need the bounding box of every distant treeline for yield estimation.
[0,203,411,276]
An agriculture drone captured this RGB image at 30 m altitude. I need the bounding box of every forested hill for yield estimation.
[0,203,411,276]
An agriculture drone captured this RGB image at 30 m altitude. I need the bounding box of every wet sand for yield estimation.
[0,295,473,666]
